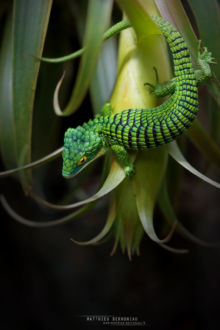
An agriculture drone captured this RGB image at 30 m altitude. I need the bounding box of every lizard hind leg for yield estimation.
[144,66,159,93]
[144,66,176,98]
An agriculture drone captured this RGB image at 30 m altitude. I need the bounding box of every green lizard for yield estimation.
[62,16,214,178]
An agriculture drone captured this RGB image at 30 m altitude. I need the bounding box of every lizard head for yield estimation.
[62,126,104,178]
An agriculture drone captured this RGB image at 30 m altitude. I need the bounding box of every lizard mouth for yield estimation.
[62,148,106,179]
[62,170,74,179]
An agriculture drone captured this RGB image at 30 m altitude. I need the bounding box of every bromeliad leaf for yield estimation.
[30,160,127,210]
[158,180,220,248]
[0,0,52,191]
[54,0,113,116]
[0,147,63,179]
[168,141,220,189]
[0,195,93,228]
[71,199,116,245]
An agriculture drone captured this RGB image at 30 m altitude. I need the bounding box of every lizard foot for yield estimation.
[124,164,135,177]
[144,67,159,93]
[198,40,216,65]
[145,67,175,98]
[197,40,216,79]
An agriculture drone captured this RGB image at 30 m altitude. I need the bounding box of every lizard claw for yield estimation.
[124,164,135,177]
[144,66,160,94]
[198,40,216,64]
[197,40,216,78]
[144,82,155,93]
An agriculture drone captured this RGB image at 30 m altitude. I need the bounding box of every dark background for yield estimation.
[0,1,220,329]
[1,181,220,330]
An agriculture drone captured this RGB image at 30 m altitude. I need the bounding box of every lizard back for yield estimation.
[102,16,198,150]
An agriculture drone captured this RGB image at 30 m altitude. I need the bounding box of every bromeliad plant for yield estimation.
[0,0,220,258]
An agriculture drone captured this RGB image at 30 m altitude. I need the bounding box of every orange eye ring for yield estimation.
[77,155,87,166]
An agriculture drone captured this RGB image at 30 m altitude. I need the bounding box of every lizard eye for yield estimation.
[77,155,87,166]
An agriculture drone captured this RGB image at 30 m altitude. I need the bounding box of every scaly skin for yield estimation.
[62,16,213,178]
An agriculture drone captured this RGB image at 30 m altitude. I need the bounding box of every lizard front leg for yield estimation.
[111,145,135,177]
[100,104,134,176]
[100,102,113,116]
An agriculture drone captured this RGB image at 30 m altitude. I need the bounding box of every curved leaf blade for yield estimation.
[0,195,93,228]
[0,0,52,190]
[117,0,161,41]
[188,0,220,80]
[155,0,220,107]
[37,19,131,64]
[90,36,117,114]
[0,147,63,179]
[187,120,220,170]
[0,13,17,169]
[71,199,116,245]
[155,0,197,59]
[54,0,113,116]
[168,141,220,189]
[158,180,220,248]
[133,148,171,243]
[30,160,127,210]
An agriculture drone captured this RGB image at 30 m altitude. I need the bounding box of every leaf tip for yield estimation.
[53,71,66,116]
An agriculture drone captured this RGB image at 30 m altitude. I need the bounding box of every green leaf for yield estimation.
[189,0,220,109]
[0,13,17,169]
[188,0,220,80]
[156,0,220,107]
[133,149,188,254]
[117,0,161,41]
[0,195,94,228]
[111,2,172,113]
[168,141,220,188]
[133,148,170,243]
[30,160,127,210]
[206,77,220,108]
[0,147,63,179]
[113,176,142,259]
[71,198,116,245]
[54,0,113,116]
[90,36,117,113]
[209,97,220,144]
[158,180,220,248]
[0,0,52,190]
[155,0,198,60]
[37,19,131,64]
[187,120,220,169]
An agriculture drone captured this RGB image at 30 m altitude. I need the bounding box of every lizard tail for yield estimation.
[145,16,199,146]
[103,16,199,150]
[151,16,194,77]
